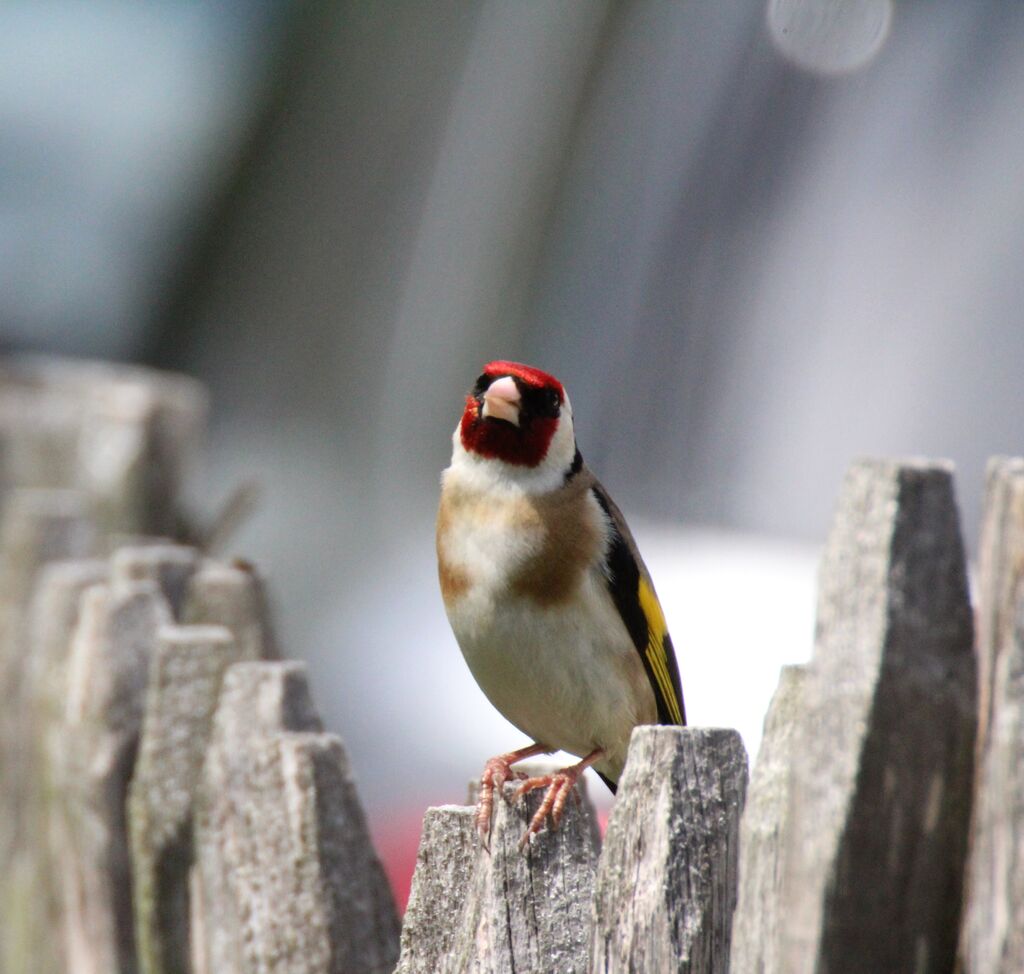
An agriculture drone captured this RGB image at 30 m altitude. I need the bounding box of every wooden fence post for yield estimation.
[19,560,109,974]
[61,580,174,974]
[194,661,322,974]
[0,489,96,610]
[0,358,205,974]
[52,531,209,974]
[25,561,110,738]
[0,490,98,974]
[0,359,205,537]
[181,560,280,660]
[729,664,807,974]
[128,623,244,974]
[780,459,976,974]
[45,361,207,538]
[591,727,747,974]
[396,776,600,974]
[959,457,1024,972]
[972,457,1024,749]
[394,807,478,974]
[193,661,400,974]
[110,545,199,620]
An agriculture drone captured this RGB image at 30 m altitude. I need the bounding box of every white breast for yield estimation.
[437,472,655,780]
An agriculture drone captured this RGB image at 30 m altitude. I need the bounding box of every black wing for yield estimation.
[591,482,686,729]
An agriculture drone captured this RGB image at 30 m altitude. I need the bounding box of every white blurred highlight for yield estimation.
[768,0,893,74]
[633,524,817,759]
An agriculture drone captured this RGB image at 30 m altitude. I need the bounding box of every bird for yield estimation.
[436,360,685,845]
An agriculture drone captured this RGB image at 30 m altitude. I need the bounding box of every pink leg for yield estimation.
[476,743,552,841]
[515,748,605,849]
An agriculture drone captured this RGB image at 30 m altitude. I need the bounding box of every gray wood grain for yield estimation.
[181,559,280,660]
[110,545,199,619]
[973,457,1024,751]
[44,359,206,538]
[0,357,206,536]
[591,726,747,974]
[0,360,202,973]
[729,665,807,974]
[194,662,323,974]
[781,459,976,974]
[194,661,399,974]
[959,458,1024,973]
[0,491,98,974]
[397,775,600,974]
[17,559,109,974]
[61,580,173,974]
[395,806,479,974]
[128,624,240,974]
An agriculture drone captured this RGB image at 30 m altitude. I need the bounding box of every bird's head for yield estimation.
[451,361,578,491]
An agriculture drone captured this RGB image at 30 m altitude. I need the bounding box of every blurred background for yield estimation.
[5,0,1024,904]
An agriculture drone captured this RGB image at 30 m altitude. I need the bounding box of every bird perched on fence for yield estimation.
[436,360,685,845]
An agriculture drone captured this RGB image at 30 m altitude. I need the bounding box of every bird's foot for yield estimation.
[514,748,604,849]
[514,771,579,848]
[475,743,551,842]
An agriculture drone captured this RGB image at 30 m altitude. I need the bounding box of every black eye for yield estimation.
[538,387,561,417]
[471,373,489,396]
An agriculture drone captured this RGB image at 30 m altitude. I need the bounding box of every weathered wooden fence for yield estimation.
[0,358,1022,974]
[0,360,399,974]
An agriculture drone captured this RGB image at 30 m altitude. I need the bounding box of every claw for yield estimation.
[476,756,511,841]
[516,771,579,849]
[514,747,605,849]
[474,743,551,843]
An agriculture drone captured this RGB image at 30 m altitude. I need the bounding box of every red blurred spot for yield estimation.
[370,811,425,914]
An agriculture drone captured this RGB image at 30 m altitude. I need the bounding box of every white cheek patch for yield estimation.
[542,404,576,475]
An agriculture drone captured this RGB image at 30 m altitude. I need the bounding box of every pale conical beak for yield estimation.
[482,375,521,426]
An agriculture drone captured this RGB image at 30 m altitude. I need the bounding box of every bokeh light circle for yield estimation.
[768,0,893,75]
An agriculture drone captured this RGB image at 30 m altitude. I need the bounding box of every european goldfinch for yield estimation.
[436,360,685,844]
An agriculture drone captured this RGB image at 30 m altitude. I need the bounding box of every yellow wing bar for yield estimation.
[638,577,684,725]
